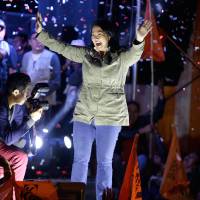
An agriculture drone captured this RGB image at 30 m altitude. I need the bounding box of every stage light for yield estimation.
[36,136,43,149]
[64,136,72,149]
[36,170,43,175]
[42,128,49,133]
[155,3,163,13]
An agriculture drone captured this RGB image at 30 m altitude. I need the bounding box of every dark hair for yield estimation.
[14,32,28,43]
[127,100,140,112]
[6,73,31,95]
[85,19,120,67]
[91,19,120,52]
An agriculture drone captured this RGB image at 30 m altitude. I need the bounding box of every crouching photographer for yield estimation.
[0,72,43,181]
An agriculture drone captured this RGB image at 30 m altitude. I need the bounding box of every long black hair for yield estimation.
[91,19,120,53]
[86,19,120,66]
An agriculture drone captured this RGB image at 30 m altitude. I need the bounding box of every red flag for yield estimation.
[142,0,165,62]
[160,127,191,200]
[119,134,142,200]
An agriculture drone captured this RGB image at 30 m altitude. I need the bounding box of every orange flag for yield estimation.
[142,0,165,62]
[160,127,191,200]
[119,134,142,200]
[15,181,59,200]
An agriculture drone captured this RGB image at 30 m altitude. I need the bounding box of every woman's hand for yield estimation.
[136,20,152,42]
[36,12,43,34]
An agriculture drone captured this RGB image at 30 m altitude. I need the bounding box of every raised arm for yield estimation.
[120,20,152,68]
[37,32,86,63]
[120,41,145,67]
[36,12,86,63]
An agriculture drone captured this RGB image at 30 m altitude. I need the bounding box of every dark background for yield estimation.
[0,0,197,85]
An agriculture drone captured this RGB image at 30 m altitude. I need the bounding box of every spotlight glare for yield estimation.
[36,136,43,149]
[42,128,49,133]
[64,136,72,149]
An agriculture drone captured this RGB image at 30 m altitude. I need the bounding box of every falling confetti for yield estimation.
[0,0,197,85]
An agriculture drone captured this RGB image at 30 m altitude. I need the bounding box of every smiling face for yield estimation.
[91,25,110,53]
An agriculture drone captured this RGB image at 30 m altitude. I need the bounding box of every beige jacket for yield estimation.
[37,31,144,126]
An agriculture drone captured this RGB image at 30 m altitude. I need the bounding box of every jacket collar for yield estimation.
[85,48,119,67]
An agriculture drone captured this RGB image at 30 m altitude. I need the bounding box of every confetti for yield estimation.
[119,5,125,10]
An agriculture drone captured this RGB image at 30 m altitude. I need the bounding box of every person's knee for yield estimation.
[97,153,113,166]
[13,150,28,167]
[97,158,112,167]
[73,155,90,165]
[73,148,91,164]
[20,151,28,165]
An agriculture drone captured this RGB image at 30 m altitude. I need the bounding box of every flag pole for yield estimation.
[132,0,141,100]
[107,0,113,21]
[149,0,154,159]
